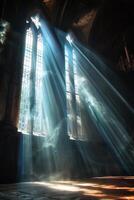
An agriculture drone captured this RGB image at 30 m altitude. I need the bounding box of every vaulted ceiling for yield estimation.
[0,0,134,66]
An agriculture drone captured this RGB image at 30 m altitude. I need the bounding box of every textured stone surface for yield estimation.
[0,176,134,199]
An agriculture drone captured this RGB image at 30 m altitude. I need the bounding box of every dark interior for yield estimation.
[0,0,134,185]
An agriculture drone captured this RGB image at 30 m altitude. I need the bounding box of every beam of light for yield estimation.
[77,79,134,173]
[31,19,69,178]
[73,42,134,115]
[69,42,134,174]
[18,13,134,181]
[39,17,66,112]
[66,34,73,45]
[62,34,134,176]
[18,17,73,181]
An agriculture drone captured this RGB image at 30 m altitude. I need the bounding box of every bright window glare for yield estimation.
[18,28,33,134]
[65,45,86,141]
[33,34,47,136]
[31,15,40,29]
[18,28,47,136]
[66,34,73,44]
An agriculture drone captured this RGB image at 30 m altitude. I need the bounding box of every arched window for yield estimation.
[18,18,47,136]
[19,16,88,140]
[18,28,33,134]
[65,42,88,141]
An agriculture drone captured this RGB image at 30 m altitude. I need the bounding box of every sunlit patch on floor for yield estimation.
[0,177,134,199]
[34,176,134,199]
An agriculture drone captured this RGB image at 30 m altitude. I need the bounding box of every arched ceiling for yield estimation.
[0,0,134,66]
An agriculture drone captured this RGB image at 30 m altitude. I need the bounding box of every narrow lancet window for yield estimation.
[18,28,33,134]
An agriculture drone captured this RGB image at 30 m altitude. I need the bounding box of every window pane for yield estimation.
[18,28,33,134]
[18,30,47,136]
[33,34,47,136]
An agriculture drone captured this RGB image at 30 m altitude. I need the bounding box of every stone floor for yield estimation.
[0,176,134,199]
